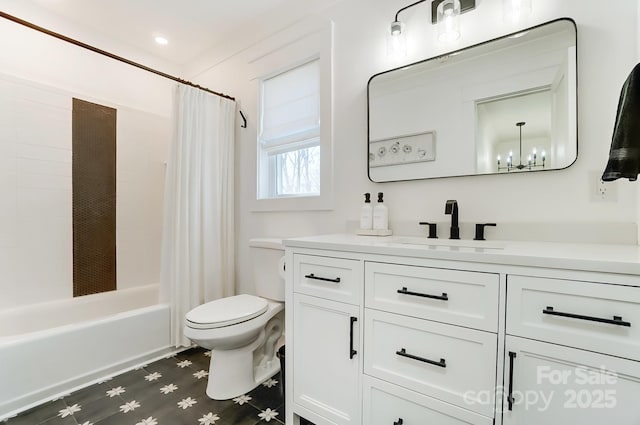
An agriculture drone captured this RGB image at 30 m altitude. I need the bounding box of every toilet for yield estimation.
[184,238,285,400]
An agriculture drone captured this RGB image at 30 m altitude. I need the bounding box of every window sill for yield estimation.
[251,193,333,212]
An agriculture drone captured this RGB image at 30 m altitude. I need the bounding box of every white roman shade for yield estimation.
[260,59,320,154]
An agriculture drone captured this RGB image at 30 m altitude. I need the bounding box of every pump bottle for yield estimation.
[373,192,389,230]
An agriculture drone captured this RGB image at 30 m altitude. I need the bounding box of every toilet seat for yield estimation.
[185,294,268,330]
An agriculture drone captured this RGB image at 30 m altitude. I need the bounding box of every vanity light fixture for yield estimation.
[497,122,545,172]
[503,0,532,23]
[387,0,476,56]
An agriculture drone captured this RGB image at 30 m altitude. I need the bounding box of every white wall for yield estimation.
[189,0,638,295]
[0,18,172,308]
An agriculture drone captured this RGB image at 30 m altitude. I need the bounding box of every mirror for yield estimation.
[367,18,577,182]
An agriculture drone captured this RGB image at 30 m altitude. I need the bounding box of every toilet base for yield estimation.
[205,313,283,400]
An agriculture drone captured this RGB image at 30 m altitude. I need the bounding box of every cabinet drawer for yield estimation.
[294,254,361,304]
[364,309,497,417]
[363,376,493,425]
[507,275,640,360]
[365,262,499,332]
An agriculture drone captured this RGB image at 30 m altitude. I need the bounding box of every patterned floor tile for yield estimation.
[70,391,123,424]
[5,399,67,424]
[7,346,287,425]
[62,381,112,407]
[175,347,211,371]
[37,416,79,425]
[246,378,284,411]
[216,402,264,425]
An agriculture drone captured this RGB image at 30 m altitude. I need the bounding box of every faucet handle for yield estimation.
[419,222,438,239]
[474,223,497,241]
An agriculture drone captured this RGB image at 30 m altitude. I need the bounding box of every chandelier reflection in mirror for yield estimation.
[497,122,545,172]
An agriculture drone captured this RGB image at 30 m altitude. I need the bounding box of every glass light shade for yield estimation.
[437,0,461,42]
[503,0,532,23]
[387,21,407,58]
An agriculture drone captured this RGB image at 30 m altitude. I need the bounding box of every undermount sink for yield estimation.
[393,237,506,250]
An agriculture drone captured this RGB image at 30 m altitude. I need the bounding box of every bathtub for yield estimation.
[0,284,172,419]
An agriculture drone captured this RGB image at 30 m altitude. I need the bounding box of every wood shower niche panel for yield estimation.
[72,98,117,297]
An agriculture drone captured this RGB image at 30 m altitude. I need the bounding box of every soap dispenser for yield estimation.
[360,193,373,230]
[373,192,389,230]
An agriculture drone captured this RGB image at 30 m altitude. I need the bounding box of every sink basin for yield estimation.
[393,237,505,250]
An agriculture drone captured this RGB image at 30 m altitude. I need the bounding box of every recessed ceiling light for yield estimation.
[154,36,169,45]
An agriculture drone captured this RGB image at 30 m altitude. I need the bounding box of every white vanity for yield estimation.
[283,234,640,425]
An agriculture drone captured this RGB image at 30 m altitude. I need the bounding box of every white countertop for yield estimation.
[283,234,640,275]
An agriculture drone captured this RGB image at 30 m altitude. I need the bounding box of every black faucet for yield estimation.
[444,200,460,239]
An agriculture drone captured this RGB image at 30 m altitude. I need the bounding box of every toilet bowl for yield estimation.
[183,238,285,400]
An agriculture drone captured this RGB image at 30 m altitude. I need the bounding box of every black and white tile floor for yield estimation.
[4,348,288,425]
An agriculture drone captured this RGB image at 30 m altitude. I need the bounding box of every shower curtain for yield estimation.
[160,84,235,347]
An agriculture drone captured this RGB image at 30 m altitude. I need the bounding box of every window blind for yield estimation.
[260,59,320,152]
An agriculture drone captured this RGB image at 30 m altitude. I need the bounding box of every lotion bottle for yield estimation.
[373,192,389,230]
[360,193,373,230]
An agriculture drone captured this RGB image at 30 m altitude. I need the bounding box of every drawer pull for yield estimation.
[395,348,446,368]
[393,419,404,425]
[304,273,341,283]
[507,351,517,411]
[397,287,448,301]
[543,306,631,327]
[349,316,358,359]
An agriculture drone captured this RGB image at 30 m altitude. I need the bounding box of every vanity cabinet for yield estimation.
[503,275,640,424]
[285,235,640,425]
[291,254,363,425]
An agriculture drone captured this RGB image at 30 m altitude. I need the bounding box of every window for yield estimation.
[258,59,320,199]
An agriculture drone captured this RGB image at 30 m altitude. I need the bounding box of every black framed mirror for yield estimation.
[367,18,577,182]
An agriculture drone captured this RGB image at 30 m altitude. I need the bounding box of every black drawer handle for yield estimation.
[543,306,631,327]
[349,317,358,359]
[507,351,517,411]
[396,348,446,368]
[397,287,448,301]
[393,419,403,425]
[304,273,341,283]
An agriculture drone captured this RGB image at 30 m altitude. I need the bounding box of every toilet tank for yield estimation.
[248,238,285,301]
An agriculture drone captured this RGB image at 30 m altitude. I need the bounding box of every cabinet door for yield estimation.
[503,336,640,425]
[293,293,361,425]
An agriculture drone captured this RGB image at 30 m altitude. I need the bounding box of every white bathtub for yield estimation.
[0,284,172,419]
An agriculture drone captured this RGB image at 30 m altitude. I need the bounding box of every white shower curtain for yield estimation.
[160,84,235,347]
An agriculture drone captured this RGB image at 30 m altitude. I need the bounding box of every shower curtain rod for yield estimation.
[0,11,236,102]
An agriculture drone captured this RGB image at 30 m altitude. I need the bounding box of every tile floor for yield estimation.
[4,347,290,425]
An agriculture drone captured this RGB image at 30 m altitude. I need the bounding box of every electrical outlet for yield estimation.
[590,171,618,202]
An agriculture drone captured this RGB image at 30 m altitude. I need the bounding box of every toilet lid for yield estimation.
[185,294,269,329]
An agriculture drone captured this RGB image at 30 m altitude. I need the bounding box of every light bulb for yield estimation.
[437,0,461,42]
[387,21,407,58]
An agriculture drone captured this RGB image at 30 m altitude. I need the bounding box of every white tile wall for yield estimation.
[0,73,170,309]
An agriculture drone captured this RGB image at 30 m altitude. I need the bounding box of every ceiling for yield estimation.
[0,0,333,67]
